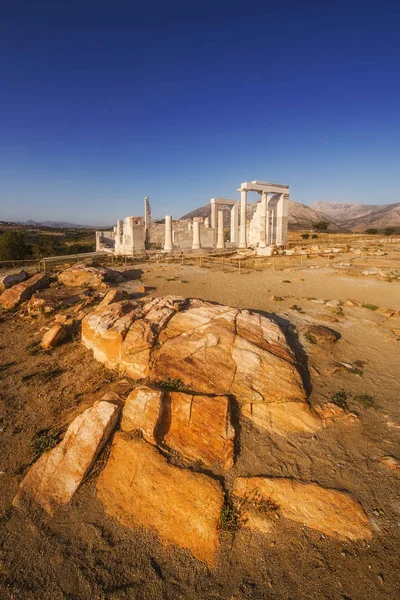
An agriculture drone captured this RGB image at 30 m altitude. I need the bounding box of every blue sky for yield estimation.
[1,0,399,224]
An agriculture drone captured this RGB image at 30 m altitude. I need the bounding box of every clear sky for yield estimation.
[1,0,399,224]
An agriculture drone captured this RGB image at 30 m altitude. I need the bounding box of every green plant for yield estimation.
[362,303,379,311]
[331,390,348,410]
[365,228,378,235]
[301,233,309,240]
[290,305,303,312]
[245,489,280,516]
[304,331,317,344]
[353,394,375,408]
[155,378,189,391]
[31,427,61,457]
[0,231,31,260]
[218,499,243,532]
[312,221,329,232]
[311,234,318,239]
[0,506,12,525]
[345,367,364,376]
[273,296,284,302]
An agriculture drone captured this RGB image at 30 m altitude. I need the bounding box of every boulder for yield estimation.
[28,287,87,316]
[152,301,305,404]
[165,392,235,468]
[97,434,223,566]
[242,401,322,436]
[0,270,28,291]
[303,325,339,345]
[83,298,306,406]
[58,264,124,288]
[0,273,50,310]
[233,477,372,541]
[97,288,129,308]
[13,401,120,514]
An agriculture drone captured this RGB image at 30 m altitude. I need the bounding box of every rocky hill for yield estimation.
[181,199,343,231]
[311,201,400,232]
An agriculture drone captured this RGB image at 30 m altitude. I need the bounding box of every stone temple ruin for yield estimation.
[96,181,289,255]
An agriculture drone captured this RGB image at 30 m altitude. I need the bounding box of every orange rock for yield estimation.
[0,273,49,310]
[233,477,372,540]
[120,319,154,379]
[314,402,358,426]
[121,385,163,444]
[242,401,322,436]
[58,264,124,287]
[41,324,68,350]
[97,434,223,566]
[379,456,400,472]
[13,401,120,514]
[303,325,338,344]
[165,392,235,468]
[28,288,85,316]
[97,288,128,308]
[81,300,138,370]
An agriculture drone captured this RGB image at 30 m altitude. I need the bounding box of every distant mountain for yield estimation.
[311,201,400,231]
[20,220,112,230]
[181,199,343,231]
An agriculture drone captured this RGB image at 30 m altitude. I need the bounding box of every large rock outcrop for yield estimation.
[121,385,235,468]
[233,477,372,540]
[13,400,120,514]
[0,273,50,310]
[58,264,124,288]
[82,297,306,407]
[97,434,223,566]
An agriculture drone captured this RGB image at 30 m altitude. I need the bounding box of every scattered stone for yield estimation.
[393,329,400,337]
[28,288,87,316]
[233,477,372,540]
[314,402,358,426]
[0,273,50,310]
[303,325,339,344]
[314,314,339,324]
[310,298,325,304]
[97,434,223,566]
[41,324,69,350]
[325,299,341,307]
[13,401,120,514]
[97,288,129,308]
[58,263,124,288]
[0,270,28,291]
[242,401,322,435]
[379,456,400,472]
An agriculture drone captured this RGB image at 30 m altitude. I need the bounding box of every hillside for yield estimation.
[181,199,343,231]
[311,201,400,232]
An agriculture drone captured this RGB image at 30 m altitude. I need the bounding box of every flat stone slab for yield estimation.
[13,400,120,514]
[58,264,124,287]
[0,273,50,310]
[233,477,372,540]
[97,434,223,566]
[0,270,28,291]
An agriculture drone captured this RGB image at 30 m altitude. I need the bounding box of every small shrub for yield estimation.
[331,390,348,410]
[290,305,303,312]
[312,234,318,239]
[365,228,378,235]
[273,296,284,302]
[312,221,329,232]
[155,378,189,392]
[218,499,243,532]
[362,303,379,311]
[301,233,309,240]
[304,331,317,344]
[353,394,375,408]
[345,367,364,376]
[31,427,61,457]
[26,341,41,356]
[245,489,280,517]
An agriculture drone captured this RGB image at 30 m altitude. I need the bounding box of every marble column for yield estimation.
[259,192,267,247]
[239,190,247,248]
[266,208,270,245]
[188,221,192,231]
[230,203,239,243]
[276,193,285,245]
[270,208,276,244]
[204,217,210,228]
[217,210,225,249]
[210,200,217,247]
[164,215,173,252]
[192,220,201,250]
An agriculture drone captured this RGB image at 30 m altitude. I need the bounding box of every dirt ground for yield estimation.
[1,258,400,600]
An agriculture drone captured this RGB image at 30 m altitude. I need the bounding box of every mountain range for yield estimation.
[181,199,400,232]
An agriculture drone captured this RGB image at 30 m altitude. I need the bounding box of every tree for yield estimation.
[383,227,395,236]
[365,228,378,234]
[0,231,31,261]
[312,221,329,232]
